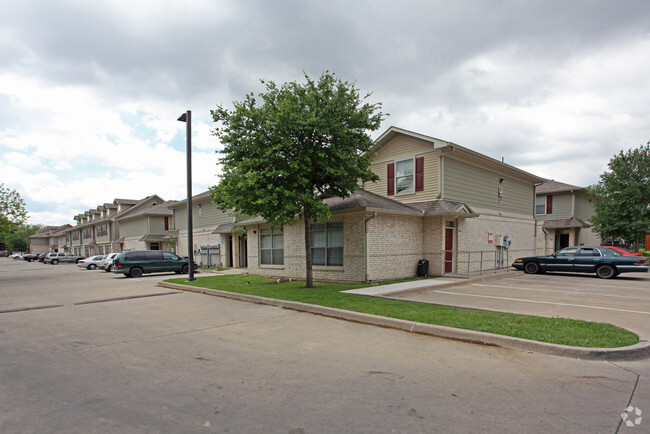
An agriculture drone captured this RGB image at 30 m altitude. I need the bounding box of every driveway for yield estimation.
[389,271,650,340]
[1,259,648,432]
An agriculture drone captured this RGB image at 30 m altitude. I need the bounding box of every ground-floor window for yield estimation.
[312,222,343,266]
[260,227,284,265]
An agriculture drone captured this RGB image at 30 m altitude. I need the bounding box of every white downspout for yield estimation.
[437,145,455,199]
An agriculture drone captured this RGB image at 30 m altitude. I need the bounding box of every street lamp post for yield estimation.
[177,110,195,281]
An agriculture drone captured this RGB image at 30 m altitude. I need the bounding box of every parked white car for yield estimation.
[76,255,106,270]
[99,252,121,272]
[9,253,24,259]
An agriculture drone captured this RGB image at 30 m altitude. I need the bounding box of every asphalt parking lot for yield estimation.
[390,270,650,340]
[2,258,649,432]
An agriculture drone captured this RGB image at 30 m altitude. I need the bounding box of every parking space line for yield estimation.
[433,290,650,315]
[503,277,650,291]
[472,283,650,301]
[73,291,181,305]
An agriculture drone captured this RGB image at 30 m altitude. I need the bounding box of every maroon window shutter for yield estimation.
[164,217,169,231]
[546,195,553,214]
[415,157,424,192]
[387,163,395,196]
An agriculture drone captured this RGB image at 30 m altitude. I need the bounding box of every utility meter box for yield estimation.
[494,234,504,247]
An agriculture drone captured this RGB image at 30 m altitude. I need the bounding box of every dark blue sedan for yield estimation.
[512,246,648,279]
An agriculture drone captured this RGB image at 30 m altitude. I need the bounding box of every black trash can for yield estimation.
[417,259,429,277]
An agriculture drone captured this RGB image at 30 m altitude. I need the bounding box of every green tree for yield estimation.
[1,182,28,242]
[210,72,384,287]
[6,224,41,252]
[587,144,650,249]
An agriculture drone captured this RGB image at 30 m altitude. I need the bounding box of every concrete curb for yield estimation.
[158,281,650,361]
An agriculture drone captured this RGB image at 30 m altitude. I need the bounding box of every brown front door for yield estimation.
[557,234,570,250]
[445,228,454,273]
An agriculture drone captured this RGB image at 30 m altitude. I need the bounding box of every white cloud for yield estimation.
[1,0,650,225]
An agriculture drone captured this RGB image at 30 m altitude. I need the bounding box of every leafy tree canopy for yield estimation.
[210,71,383,225]
[587,144,650,248]
[6,224,42,251]
[1,181,28,239]
[210,71,384,286]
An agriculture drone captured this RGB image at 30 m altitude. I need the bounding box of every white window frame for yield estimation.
[395,158,415,195]
[260,227,284,265]
[535,196,546,215]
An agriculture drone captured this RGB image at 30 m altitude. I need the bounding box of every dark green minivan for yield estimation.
[112,250,197,277]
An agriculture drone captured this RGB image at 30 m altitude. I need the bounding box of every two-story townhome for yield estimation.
[116,199,177,251]
[28,224,71,254]
[535,180,601,254]
[64,196,164,256]
[240,127,544,283]
[170,190,247,268]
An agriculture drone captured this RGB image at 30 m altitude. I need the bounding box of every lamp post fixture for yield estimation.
[177,110,195,281]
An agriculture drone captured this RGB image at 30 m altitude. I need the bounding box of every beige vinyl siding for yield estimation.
[373,136,436,161]
[121,219,148,238]
[172,201,234,231]
[366,148,440,202]
[444,157,533,216]
[31,238,49,248]
[548,193,572,218]
[149,217,166,233]
[195,201,233,229]
[574,192,595,220]
[174,209,188,231]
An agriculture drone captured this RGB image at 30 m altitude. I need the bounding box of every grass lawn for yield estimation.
[165,274,639,348]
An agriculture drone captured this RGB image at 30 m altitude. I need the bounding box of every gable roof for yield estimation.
[324,190,423,215]
[169,190,214,208]
[116,200,177,221]
[371,126,544,185]
[29,224,70,239]
[408,199,478,217]
[536,180,584,194]
[234,191,479,227]
[542,217,588,229]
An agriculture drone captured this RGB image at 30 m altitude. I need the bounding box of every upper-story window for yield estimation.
[387,157,424,196]
[536,195,553,215]
[396,159,414,194]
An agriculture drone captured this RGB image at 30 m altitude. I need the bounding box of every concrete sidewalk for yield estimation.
[342,278,456,296]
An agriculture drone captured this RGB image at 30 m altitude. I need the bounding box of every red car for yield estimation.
[602,246,644,257]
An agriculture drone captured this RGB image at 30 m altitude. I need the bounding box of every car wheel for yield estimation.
[106,265,113,272]
[129,267,143,278]
[181,264,189,274]
[88,264,97,270]
[51,259,59,265]
[523,262,540,274]
[596,265,616,279]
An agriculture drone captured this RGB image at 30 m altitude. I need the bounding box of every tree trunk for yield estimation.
[304,214,313,288]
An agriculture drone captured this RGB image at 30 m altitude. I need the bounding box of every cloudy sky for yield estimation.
[1,0,649,225]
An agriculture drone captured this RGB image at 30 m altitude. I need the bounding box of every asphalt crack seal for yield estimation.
[73,291,181,305]
[0,304,64,314]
